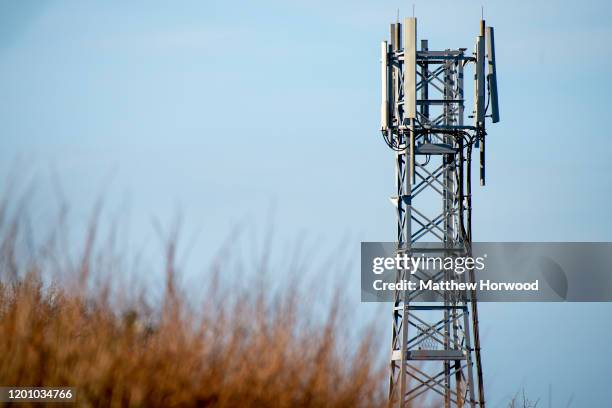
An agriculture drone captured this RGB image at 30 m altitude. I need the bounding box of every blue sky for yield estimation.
[1,0,612,406]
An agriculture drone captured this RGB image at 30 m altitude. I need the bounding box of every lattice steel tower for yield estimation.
[380,17,499,408]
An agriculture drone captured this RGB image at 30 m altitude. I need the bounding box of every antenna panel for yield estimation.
[475,34,485,126]
[381,41,389,130]
[403,18,417,120]
[486,26,500,123]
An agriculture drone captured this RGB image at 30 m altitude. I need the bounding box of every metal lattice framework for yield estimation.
[380,17,499,408]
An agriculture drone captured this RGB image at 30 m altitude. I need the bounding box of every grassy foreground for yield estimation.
[0,274,384,408]
[0,196,539,408]
[0,200,385,408]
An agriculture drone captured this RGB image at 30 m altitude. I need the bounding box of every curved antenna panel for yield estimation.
[486,26,500,123]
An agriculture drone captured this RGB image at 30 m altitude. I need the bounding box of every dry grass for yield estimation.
[507,390,539,408]
[0,275,385,408]
[0,195,386,408]
[0,189,541,408]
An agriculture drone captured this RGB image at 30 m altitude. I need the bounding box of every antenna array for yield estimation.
[380,17,499,408]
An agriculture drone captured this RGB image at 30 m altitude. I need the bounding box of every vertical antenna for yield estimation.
[404,18,417,183]
[412,4,415,17]
[549,384,552,408]
[486,26,500,123]
[381,40,389,130]
[476,19,486,186]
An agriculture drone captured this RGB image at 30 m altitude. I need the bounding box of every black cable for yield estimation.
[484,77,491,115]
